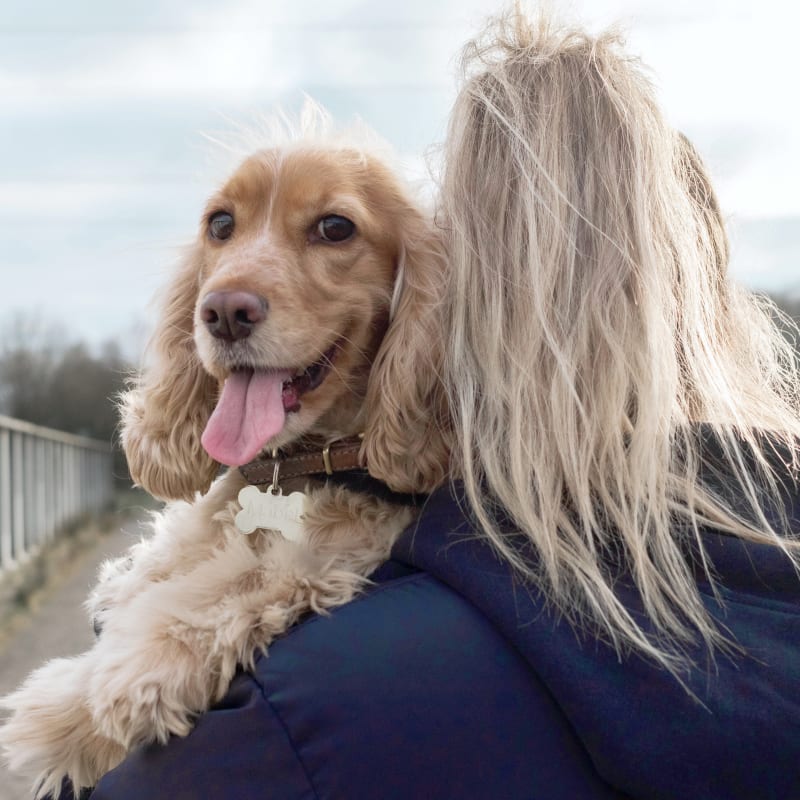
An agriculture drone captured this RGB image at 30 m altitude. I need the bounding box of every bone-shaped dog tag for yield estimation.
[235,485,307,542]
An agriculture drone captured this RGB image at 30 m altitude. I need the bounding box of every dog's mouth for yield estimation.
[201,342,341,467]
[280,342,339,412]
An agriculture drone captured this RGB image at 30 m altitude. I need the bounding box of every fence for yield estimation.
[0,414,113,572]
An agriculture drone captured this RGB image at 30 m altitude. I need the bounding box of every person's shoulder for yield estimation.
[250,564,617,799]
[91,564,618,800]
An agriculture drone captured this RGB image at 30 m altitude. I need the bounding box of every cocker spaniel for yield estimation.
[0,122,449,798]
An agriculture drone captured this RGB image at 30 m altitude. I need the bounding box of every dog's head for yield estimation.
[120,144,449,501]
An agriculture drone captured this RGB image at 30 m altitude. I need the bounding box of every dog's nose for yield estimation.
[200,291,267,341]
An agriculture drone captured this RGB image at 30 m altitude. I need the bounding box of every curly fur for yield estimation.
[0,117,447,797]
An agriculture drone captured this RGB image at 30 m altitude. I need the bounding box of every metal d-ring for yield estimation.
[270,449,282,495]
[322,443,333,475]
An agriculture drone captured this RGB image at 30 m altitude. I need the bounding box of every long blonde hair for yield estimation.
[439,11,800,671]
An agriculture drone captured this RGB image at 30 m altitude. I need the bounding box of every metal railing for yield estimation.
[0,414,113,572]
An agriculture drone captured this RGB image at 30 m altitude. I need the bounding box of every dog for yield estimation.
[0,116,449,798]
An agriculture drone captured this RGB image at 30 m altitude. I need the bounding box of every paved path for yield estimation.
[0,514,146,800]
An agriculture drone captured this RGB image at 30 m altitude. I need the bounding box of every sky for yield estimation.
[2,0,799,356]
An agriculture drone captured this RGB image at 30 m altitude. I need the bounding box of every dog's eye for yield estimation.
[208,211,235,241]
[317,215,355,243]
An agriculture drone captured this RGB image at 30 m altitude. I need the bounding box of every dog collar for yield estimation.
[238,435,427,508]
[239,435,364,485]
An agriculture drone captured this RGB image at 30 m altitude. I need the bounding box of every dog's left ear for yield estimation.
[119,250,219,501]
[362,212,450,493]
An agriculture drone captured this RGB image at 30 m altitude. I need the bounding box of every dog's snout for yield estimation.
[200,291,267,342]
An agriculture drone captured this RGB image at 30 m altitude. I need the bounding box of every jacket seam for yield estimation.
[248,673,322,800]
[242,572,429,800]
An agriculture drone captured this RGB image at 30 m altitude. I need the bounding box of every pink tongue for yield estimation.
[201,370,291,466]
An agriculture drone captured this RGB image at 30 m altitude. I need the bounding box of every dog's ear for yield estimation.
[362,213,450,494]
[119,252,219,501]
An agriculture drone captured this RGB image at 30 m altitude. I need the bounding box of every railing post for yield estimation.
[45,438,55,542]
[24,434,35,551]
[0,429,11,569]
[12,432,26,562]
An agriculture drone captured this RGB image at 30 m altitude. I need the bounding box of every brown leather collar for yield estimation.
[239,436,364,486]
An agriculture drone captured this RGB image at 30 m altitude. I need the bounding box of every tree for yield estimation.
[0,316,132,485]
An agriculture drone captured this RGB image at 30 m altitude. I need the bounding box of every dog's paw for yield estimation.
[90,678,196,748]
[88,645,206,748]
[0,656,125,799]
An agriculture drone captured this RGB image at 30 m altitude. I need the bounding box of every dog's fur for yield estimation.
[0,138,449,798]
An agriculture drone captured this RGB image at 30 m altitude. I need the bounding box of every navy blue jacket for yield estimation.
[89,462,800,799]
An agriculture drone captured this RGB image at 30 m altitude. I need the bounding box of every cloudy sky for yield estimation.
[2,0,799,355]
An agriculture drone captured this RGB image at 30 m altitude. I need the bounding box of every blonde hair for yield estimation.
[440,11,800,672]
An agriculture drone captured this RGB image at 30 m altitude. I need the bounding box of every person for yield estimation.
[84,11,800,799]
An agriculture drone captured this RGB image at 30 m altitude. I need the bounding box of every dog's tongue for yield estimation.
[201,370,291,466]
